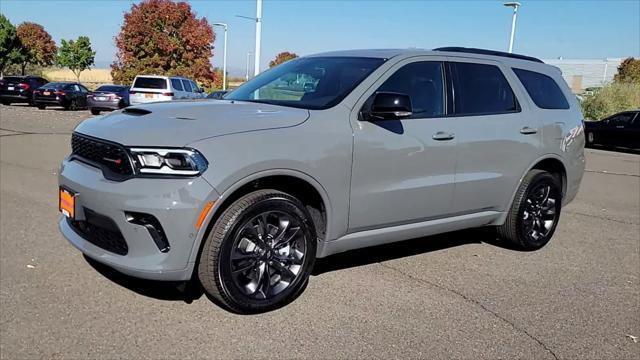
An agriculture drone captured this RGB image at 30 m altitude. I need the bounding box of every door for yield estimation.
[77,85,89,107]
[182,80,193,99]
[171,78,186,99]
[446,59,542,213]
[349,59,457,232]
[603,112,636,147]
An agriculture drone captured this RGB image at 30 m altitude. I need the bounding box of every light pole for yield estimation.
[236,0,263,76]
[245,52,252,81]
[212,22,228,90]
[504,2,521,53]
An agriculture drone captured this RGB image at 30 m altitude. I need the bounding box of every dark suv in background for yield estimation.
[0,76,49,106]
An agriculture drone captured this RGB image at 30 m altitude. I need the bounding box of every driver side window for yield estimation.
[377,61,445,118]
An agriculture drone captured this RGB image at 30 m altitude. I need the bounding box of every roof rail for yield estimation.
[433,47,544,64]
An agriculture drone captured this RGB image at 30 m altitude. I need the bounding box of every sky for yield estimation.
[1,0,639,76]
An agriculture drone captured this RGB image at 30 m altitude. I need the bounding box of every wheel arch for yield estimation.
[188,169,332,270]
[498,154,568,225]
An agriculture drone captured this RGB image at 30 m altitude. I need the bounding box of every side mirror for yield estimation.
[367,92,412,120]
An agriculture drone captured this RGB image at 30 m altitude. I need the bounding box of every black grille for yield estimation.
[71,133,133,177]
[68,208,128,255]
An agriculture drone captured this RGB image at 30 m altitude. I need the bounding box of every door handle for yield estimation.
[520,126,538,135]
[432,131,455,141]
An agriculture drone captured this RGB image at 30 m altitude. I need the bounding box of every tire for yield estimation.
[1,101,11,106]
[586,131,595,146]
[90,109,100,115]
[497,169,562,251]
[37,104,46,110]
[65,99,78,111]
[198,189,317,313]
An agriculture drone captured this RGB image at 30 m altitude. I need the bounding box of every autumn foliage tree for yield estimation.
[111,0,216,88]
[13,22,57,75]
[0,15,19,76]
[614,57,640,84]
[269,51,298,68]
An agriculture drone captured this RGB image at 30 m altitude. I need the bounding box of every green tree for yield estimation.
[57,36,95,82]
[13,22,57,75]
[581,82,640,120]
[614,57,640,84]
[0,14,20,76]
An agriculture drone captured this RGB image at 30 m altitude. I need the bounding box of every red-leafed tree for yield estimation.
[14,22,57,75]
[111,0,216,87]
[269,51,298,68]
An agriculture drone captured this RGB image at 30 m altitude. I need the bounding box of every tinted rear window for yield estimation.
[451,62,519,115]
[40,82,68,89]
[3,77,25,83]
[96,85,127,92]
[513,68,569,110]
[133,77,167,90]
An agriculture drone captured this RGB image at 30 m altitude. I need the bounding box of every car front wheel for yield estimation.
[90,109,100,115]
[197,189,317,313]
[498,169,562,250]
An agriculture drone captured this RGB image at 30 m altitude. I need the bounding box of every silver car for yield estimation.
[58,48,585,313]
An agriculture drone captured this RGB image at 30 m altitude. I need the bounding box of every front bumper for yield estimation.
[58,158,219,280]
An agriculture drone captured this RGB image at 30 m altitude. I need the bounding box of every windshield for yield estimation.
[226,56,385,110]
[40,82,67,89]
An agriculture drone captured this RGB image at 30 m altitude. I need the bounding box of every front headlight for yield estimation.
[129,148,208,177]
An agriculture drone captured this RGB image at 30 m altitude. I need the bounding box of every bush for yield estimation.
[580,82,640,120]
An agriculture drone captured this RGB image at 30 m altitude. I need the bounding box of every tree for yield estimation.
[580,82,640,120]
[269,51,298,68]
[111,0,216,87]
[13,22,57,75]
[0,14,20,76]
[614,57,640,84]
[57,36,95,82]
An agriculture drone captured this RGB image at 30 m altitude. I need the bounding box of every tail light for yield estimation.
[129,91,137,95]
[19,83,30,90]
[87,94,94,98]
[162,92,174,96]
[54,90,65,96]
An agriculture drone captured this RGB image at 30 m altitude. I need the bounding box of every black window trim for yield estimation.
[446,61,522,118]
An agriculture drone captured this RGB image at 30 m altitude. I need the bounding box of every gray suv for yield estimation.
[58,48,585,313]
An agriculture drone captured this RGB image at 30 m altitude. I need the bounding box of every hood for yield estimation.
[75,100,310,147]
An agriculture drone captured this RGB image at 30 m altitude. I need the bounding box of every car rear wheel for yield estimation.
[1,101,11,106]
[586,131,595,146]
[497,169,562,251]
[90,109,100,115]
[65,99,78,111]
[37,104,46,110]
[197,189,317,313]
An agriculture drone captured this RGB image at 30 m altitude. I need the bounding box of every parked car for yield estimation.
[207,90,228,100]
[584,110,639,150]
[87,85,130,115]
[33,82,89,110]
[58,48,585,313]
[0,75,48,106]
[129,75,205,105]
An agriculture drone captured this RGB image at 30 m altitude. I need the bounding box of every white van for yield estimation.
[129,75,206,105]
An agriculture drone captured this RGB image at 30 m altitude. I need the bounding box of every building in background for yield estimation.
[543,58,623,93]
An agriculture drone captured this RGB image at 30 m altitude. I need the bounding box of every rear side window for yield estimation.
[133,77,167,90]
[450,62,519,116]
[171,79,184,91]
[513,68,569,110]
[182,80,192,92]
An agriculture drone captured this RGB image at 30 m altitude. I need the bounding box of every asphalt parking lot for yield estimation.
[1,104,638,359]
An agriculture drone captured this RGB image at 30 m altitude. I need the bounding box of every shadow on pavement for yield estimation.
[83,227,513,306]
[83,255,204,303]
[312,227,502,276]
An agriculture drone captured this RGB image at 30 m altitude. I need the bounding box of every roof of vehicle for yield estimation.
[309,47,546,65]
[134,75,192,80]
